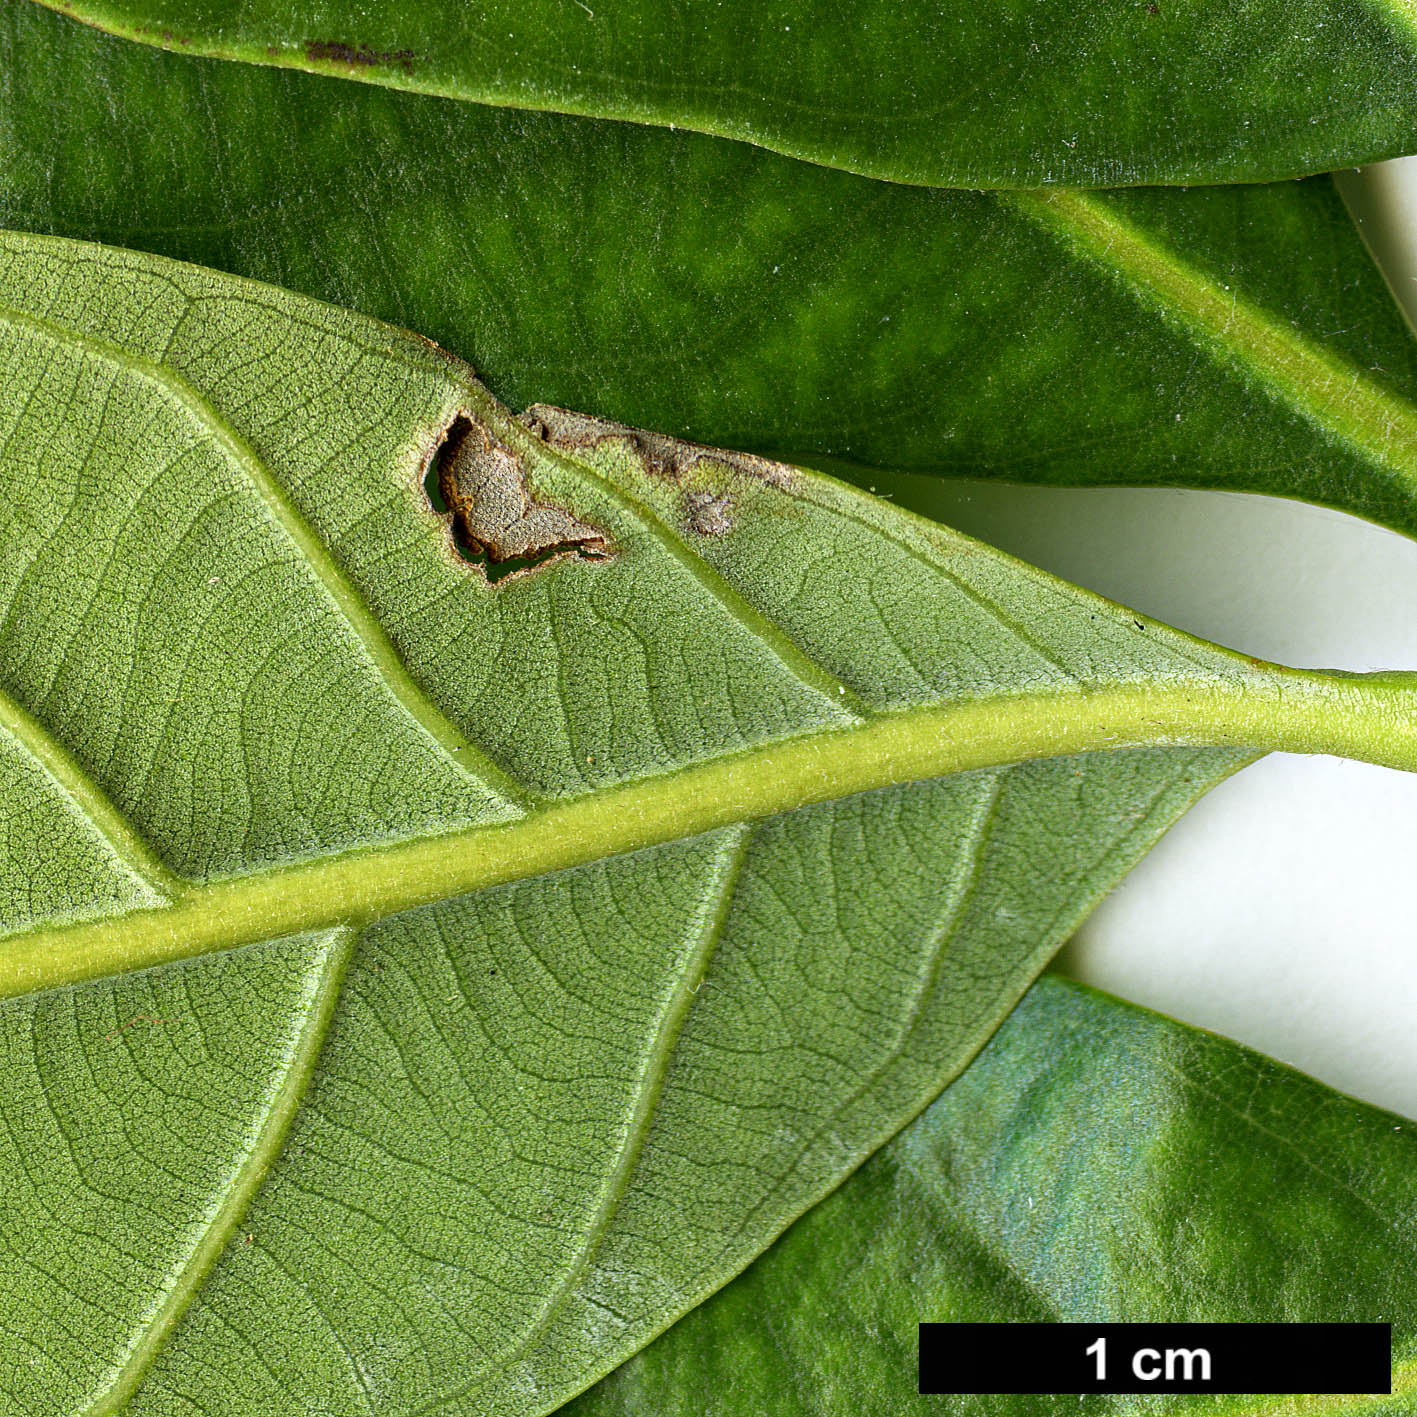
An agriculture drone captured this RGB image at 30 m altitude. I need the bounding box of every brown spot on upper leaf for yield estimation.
[305,39,417,73]
[433,414,609,582]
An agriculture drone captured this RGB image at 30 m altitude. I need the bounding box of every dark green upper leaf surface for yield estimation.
[570,974,1417,1416]
[32,0,1417,187]
[8,4,1417,543]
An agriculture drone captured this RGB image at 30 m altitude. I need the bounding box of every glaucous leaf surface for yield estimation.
[31,0,1417,187]
[4,234,1416,1415]
[8,6,1417,541]
[570,975,1417,1416]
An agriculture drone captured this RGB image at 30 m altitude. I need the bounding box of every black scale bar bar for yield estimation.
[919,1322,1392,1395]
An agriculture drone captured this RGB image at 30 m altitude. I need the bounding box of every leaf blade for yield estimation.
[28,0,1417,187]
[1,233,1413,1416]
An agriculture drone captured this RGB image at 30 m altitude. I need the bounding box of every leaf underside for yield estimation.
[569,975,1417,1417]
[31,0,1417,187]
[8,5,1417,545]
[0,228,1323,1417]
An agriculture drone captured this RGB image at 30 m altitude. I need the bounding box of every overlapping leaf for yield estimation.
[570,975,1417,1415]
[31,0,1417,187]
[7,5,1417,544]
[3,235,1414,1415]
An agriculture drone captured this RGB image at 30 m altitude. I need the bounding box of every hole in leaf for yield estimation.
[423,452,450,514]
[428,414,611,583]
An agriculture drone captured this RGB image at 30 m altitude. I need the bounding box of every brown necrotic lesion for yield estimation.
[425,415,611,584]
[521,404,794,492]
[519,404,799,541]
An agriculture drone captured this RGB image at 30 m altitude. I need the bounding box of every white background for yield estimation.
[906,161,1417,1118]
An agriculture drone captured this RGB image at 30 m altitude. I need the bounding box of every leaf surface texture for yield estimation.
[30,0,1417,186]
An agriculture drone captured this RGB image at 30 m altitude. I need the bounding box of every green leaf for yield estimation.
[567,974,1417,1417]
[30,0,1417,187]
[3,232,1414,1414]
[8,5,1417,541]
